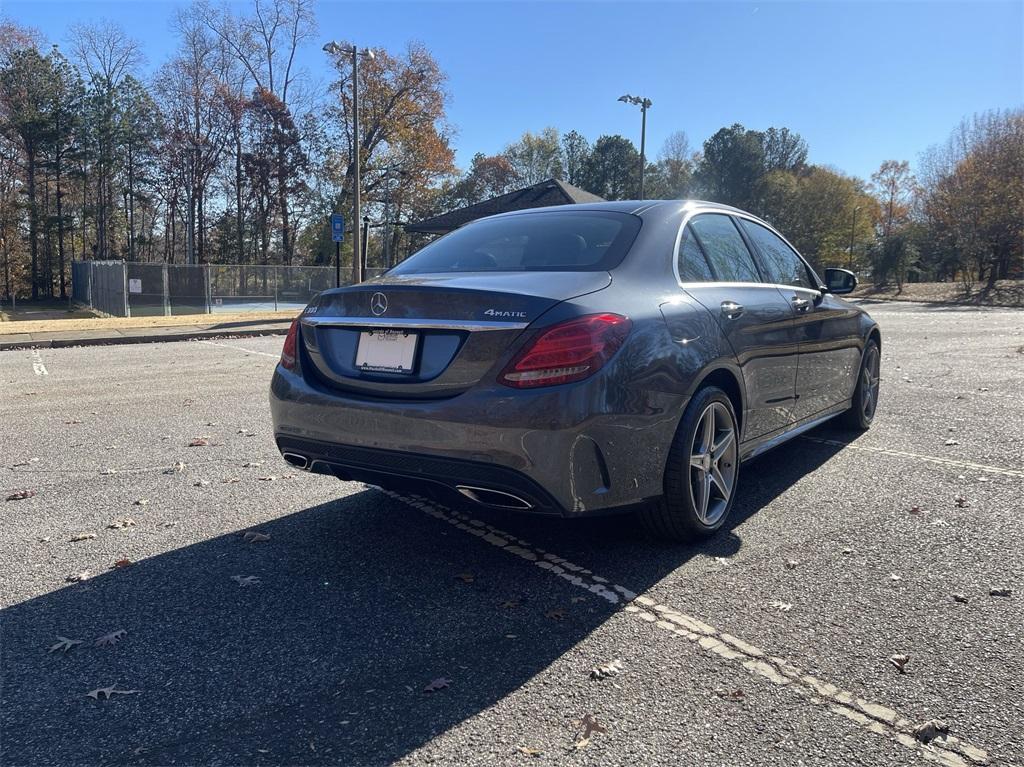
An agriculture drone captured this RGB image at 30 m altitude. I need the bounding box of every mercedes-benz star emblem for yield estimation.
[370,292,388,316]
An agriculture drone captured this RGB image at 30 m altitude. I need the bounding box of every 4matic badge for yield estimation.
[484,309,527,319]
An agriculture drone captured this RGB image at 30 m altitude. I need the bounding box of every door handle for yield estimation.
[791,296,811,312]
[720,301,744,319]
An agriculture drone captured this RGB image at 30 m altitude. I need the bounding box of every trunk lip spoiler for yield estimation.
[301,316,529,332]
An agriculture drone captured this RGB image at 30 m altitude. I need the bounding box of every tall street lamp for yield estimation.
[323,41,375,283]
[848,205,861,270]
[618,94,652,199]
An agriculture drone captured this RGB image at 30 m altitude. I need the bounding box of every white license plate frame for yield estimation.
[354,329,419,375]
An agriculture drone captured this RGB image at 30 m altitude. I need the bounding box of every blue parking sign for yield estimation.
[331,213,345,242]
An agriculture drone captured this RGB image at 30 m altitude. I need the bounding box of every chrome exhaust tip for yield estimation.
[455,485,533,510]
[282,452,309,470]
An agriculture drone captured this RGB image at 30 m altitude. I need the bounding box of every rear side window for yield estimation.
[740,219,816,290]
[688,214,761,283]
[390,211,641,274]
[677,226,714,282]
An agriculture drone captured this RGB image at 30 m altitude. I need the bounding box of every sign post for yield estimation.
[331,213,345,288]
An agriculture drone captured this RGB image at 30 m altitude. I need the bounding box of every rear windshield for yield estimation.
[390,210,641,274]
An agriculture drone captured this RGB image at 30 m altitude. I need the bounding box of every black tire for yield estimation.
[639,385,740,542]
[838,339,880,430]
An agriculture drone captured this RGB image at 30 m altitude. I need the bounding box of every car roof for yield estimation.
[486,199,750,219]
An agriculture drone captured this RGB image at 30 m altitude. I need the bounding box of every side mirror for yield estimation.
[824,267,858,295]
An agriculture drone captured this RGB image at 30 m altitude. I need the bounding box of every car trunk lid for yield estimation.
[300,271,611,398]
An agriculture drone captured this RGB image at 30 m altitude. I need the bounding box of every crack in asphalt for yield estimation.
[386,490,997,767]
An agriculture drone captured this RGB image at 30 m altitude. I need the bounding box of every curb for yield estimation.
[0,326,289,352]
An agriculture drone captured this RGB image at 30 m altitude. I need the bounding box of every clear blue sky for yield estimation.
[5,0,1022,181]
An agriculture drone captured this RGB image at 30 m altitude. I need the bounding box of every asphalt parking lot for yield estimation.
[1,300,1022,767]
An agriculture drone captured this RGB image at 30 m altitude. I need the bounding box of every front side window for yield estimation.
[688,214,761,283]
[740,219,815,289]
[677,225,714,282]
[389,211,641,274]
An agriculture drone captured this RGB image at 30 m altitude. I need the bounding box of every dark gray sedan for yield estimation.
[271,200,880,540]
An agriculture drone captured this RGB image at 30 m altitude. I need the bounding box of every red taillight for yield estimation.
[280,318,300,370]
[499,313,631,389]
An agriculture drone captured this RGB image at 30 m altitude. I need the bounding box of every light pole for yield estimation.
[618,94,652,199]
[848,205,861,269]
[323,41,375,283]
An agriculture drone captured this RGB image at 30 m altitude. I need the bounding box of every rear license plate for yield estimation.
[355,329,418,374]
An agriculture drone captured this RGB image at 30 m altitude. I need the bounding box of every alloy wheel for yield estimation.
[861,345,880,421]
[687,401,738,526]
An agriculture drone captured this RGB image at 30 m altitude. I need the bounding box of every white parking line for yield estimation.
[31,350,48,376]
[386,490,991,767]
[195,340,279,359]
[801,436,1024,478]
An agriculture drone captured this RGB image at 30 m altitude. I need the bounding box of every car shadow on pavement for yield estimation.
[0,433,852,766]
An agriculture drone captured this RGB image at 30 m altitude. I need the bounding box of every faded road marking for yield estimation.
[31,350,48,376]
[802,436,1023,478]
[386,490,992,767]
[195,340,279,359]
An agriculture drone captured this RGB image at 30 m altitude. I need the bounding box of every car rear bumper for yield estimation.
[270,364,685,516]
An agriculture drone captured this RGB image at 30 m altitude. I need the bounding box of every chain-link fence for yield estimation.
[72,261,383,317]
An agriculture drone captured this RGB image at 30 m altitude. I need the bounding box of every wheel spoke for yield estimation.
[699,470,712,521]
[690,453,705,470]
[710,465,731,503]
[712,428,734,457]
[701,407,714,453]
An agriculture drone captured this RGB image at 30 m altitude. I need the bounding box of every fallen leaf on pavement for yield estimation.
[86,685,139,700]
[95,629,127,647]
[545,608,566,620]
[908,505,926,515]
[107,519,137,529]
[237,429,256,437]
[784,559,799,570]
[423,677,451,693]
[768,600,793,612]
[193,480,210,487]
[952,593,969,603]
[163,462,186,475]
[516,746,543,757]
[112,558,132,569]
[590,658,624,680]
[243,532,270,544]
[65,420,82,425]
[715,688,745,702]
[890,573,902,582]
[10,459,39,468]
[242,461,262,468]
[954,496,970,508]
[913,719,949,744]
[100,468,117,476]
[70,533,97,542]
[456,573,474,584]
[5,489,36,501]
[66,571,91,583]
[231,575,261,587]
[188,437,210,447]
[49,636,84,654]
[943,439,959,446]
[133,499,149,506]
[889,654,910,673]
[257,475,277,482]
[222,477,241,484]
[990,588,1012,598]
[575,714,607,746]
